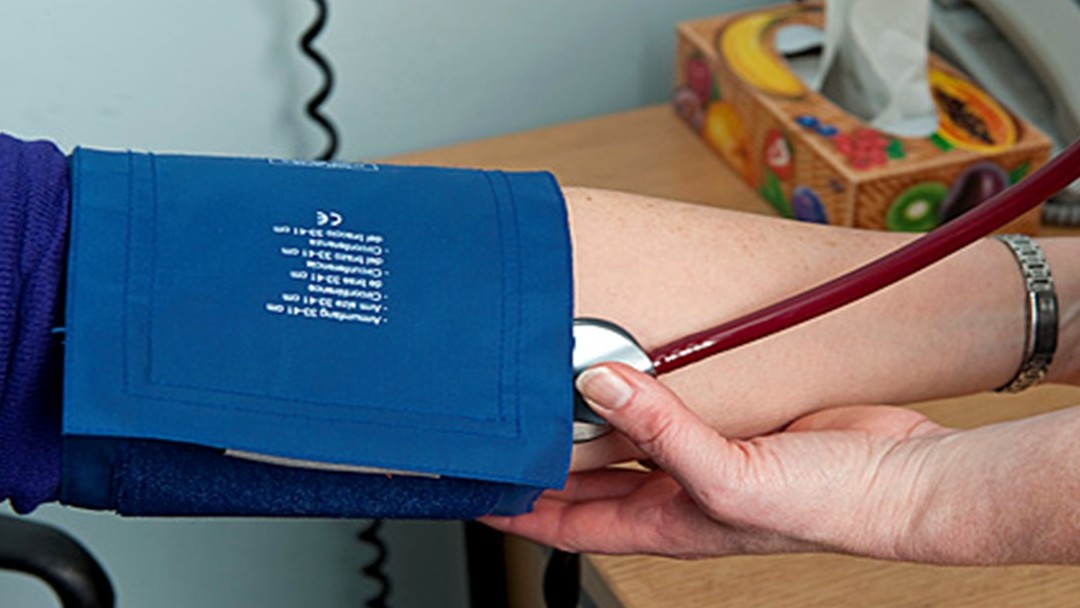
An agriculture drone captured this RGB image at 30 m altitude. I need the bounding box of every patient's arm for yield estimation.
[565,187,1080,468]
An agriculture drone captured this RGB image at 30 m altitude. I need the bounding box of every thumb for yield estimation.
[576,363,747,499]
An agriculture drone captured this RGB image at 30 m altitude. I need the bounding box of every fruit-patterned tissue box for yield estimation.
[673,3,1051,233]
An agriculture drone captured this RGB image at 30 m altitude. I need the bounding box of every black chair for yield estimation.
[0,515,114,608]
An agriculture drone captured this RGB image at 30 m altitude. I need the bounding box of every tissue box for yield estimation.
[672,3,1051,233]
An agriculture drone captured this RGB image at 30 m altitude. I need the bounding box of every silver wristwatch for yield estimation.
[993,234,1058,393]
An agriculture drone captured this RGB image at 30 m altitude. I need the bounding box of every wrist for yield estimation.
[899,409,1080,565]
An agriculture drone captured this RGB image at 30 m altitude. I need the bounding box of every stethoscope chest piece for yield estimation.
[572,318,654,442]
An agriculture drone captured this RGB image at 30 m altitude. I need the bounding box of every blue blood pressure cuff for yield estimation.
[61,149,574,518]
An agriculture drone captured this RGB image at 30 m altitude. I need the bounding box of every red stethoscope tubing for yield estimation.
[650,138,1080,376]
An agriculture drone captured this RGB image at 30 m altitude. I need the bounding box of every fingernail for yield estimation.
[576,366,633,411]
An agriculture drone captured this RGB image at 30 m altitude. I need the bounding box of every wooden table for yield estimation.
[390,105,1080,608]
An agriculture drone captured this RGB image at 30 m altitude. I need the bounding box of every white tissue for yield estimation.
[814,0,937,137]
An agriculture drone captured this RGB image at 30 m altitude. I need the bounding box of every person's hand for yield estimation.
[483,363,995,562]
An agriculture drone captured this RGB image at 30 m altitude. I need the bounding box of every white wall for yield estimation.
[0,1,768,606]
[0,0,768,159]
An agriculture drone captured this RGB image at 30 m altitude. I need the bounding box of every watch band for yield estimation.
[993,234,1058,393]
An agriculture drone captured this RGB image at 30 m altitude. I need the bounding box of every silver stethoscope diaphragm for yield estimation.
[572,318,654,442]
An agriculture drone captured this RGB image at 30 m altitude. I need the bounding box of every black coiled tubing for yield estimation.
[301,0,340,161]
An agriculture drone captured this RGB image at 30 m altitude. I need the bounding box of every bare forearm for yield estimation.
[567,188,1065,463]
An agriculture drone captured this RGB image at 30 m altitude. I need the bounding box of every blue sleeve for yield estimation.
[0,134,69,514]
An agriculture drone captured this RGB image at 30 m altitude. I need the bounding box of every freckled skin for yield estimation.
[482,188,1080,564]
[563,187,1080,468]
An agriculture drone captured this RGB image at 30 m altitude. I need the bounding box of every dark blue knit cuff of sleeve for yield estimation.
[0,133,69,513]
